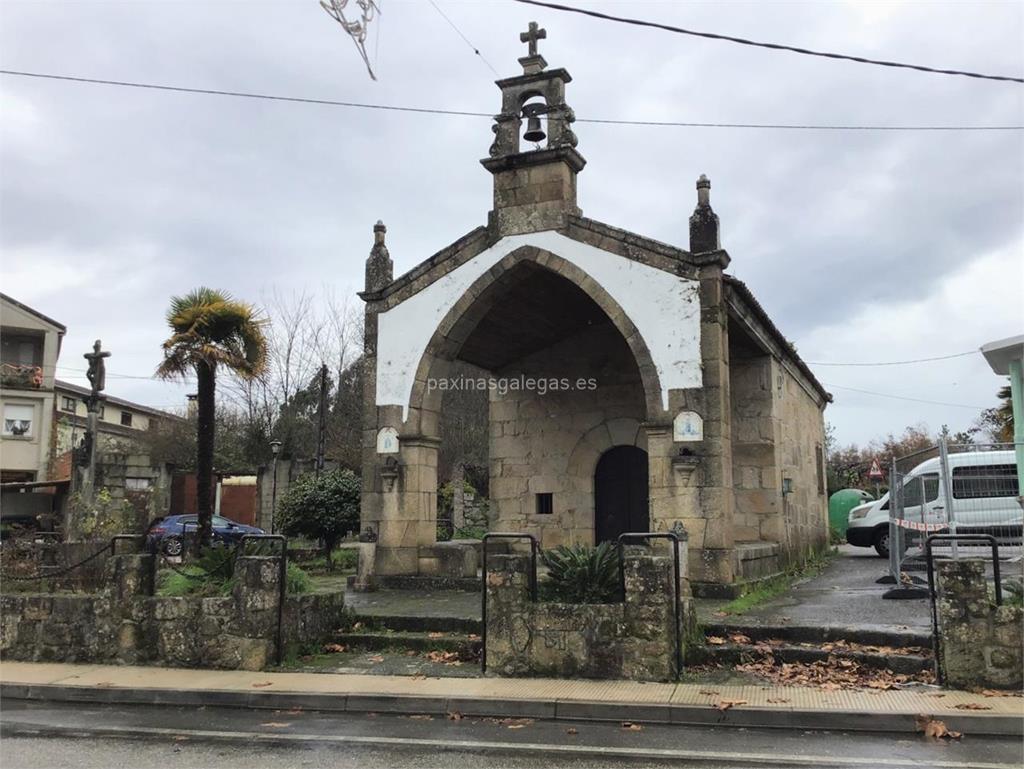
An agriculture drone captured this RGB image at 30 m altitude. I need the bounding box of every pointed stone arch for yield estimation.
[402,244,665,438]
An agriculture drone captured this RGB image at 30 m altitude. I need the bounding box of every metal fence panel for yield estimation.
[885,440,1022,598]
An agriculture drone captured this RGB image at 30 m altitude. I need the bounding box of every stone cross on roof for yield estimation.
[520,21,546,57]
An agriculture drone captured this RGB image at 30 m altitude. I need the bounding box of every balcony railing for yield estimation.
[0,363,43,390]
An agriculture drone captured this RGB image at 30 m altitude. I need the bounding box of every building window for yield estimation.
[125,477,152,491]
[952,464,1018,500]
[535,493,553,515]
[61,396,77,412]
[98,405,105,419]
[2,404,34,437]
[120,411,133,427]
[815,443,825,495]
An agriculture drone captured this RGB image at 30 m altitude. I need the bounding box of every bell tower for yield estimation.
[481,21,586,236]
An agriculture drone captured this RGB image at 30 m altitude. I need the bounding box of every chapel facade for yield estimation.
[358,25,831,593]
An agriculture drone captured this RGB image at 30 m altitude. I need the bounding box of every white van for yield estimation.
[846,450,1021,557]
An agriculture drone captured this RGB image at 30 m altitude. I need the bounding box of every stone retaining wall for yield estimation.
[936,560,1022,690]
[0,554,344,671]
[485,550,695,681]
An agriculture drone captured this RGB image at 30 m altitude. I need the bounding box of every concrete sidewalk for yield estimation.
[2,661,1021,736]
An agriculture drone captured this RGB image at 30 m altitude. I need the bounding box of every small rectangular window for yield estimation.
[2,403,33,437]
[536,493,553,515]
[120,411,133,427]
[61,396,77,412]
[125,477,152,491]
[815,443,825,495]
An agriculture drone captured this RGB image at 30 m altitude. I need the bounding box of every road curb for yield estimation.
[3,682,1021,737]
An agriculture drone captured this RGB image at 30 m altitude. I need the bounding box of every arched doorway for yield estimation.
[594,446,649,543]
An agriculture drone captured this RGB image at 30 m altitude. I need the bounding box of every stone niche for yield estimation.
[936,559,1022,690]
[484,549,696,681]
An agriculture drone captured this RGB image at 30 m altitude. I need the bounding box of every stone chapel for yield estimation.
[358,24,831,595]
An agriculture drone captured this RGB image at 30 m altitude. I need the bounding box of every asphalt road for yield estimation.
[2,700,1022,769]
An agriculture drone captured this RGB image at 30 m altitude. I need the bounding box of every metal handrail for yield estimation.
[617,532,683,680]
[924,533,1001,685]
[239,534,289,665]
[480,533,538,675]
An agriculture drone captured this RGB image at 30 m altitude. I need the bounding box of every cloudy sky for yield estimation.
[1,0,1021,447]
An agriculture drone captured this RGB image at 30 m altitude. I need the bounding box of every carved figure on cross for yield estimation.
[520,21,546,57]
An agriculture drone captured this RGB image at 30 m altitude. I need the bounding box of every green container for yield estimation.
[828,488,875,536]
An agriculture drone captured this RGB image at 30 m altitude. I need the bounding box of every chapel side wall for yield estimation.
[488,324,646,549]
[730,355,781,544]
[775,362,828,559]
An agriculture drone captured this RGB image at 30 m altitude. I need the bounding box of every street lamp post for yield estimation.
[269,439,282,534]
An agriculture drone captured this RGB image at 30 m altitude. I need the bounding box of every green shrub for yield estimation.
[332,548,358,571]
[453,524,488,540]
[285,562,312,594]
[539,542,620,604]
[157,552,310,597]
[274,469,360,570]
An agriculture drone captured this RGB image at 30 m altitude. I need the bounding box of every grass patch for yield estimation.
[156,561,312,597]
[719,547,835,615]
[301,548,358,574]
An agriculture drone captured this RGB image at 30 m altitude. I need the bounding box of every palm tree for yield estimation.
[157,289,267,548]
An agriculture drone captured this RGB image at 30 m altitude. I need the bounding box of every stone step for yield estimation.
[703,622,932,649]
[346,575,481,591]
[332,629,481,657]
[704,641,932,674]
[346,613,482,635]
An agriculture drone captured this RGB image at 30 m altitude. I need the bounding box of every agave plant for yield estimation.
[539,541,621,604]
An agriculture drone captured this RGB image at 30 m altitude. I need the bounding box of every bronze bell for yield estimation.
[523,115,546,143]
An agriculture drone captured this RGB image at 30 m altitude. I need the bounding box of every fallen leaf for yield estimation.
[428,632,445,639]
[251,682,273,688]
[915,715,962,740]
[698,689,720,696]
[260,722,291,728]
[954,703,992,711]
[447,711,463,721]
[707,636,726,645]
[425,650,462,664]
[565,727,578,735]
[368,655,385,663]
[407,714,433,721]
[715,699,748,712]
[729,634,752,644]
[410,673,426,680]
[323,643,346,653]
[767,698,790,704]
[621,721,643,731]
[406,650,418,657]
[286,708,303,715]
[352,622,363,630]
[468,634,481,641]
[712,610,728,617]
[927,693,946,698]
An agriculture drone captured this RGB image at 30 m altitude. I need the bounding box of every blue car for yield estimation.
[146,514,264,556]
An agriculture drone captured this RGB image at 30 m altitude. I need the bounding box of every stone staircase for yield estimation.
[702,622,934,676]
[334,612,483,661]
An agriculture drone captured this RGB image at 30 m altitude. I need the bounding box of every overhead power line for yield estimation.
[513,0,1024,84]
[428,0,499,76]
[2,70,1021,131]
[824,383,986,410]
[808,351,977,367]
